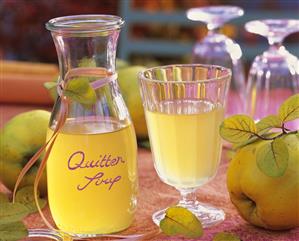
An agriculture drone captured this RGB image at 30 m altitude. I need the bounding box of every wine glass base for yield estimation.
[28,229,72,241]
[152,202,225,228]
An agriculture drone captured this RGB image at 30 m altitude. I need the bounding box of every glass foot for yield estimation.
[152,202,225,228]
[28,229,72,240]
[28,229,147,240]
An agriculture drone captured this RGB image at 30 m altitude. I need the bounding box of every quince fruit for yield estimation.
[118,66,148,140]
[0,110,50,196]
[227,132,299,230]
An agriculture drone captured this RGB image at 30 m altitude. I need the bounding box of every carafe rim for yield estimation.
[45,14,124,33]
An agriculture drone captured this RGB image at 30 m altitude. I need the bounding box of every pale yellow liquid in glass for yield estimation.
[145,100,224,189]
[47,119,138,235]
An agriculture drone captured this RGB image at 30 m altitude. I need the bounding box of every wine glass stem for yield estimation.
[268,42,282,53]
[207,29,217,35]
[207,26,220,34]
[178,188,198,207]
[268,37,283,48]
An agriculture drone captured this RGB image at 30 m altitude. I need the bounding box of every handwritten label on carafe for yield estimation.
[67,151,124,191]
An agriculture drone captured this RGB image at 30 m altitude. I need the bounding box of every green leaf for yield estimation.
[43,81,57,90]
[233,132,280,150]
[64,77,97,106]
[160,206,203,238]
[233,136,260,150]
[256,138,289,177]
[220,115,257,143]
[15,186,47,214]
[278,94,299,122]
[256,115,282,134]
[0,193,9,203]
[0,203,28,225]
[78,58,96,68]
[0,221,28,241]
[44,81,58,101]
[213,232,241,241]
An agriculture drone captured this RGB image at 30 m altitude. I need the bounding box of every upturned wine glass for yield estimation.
[187,6,246,116]
[245,19,299,128]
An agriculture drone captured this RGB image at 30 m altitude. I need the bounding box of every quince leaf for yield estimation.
[0,221,28,241]
[256,138,289,177]
[15,186,47,214]
[278,94,299,123]
[0,203,28,225]
[159,206,203,238]
[233,136,260,150]
[43,81,57,90]
[256,115,282,135]
[0,193,9,203]
[213,232,241,241]
[44,79,59,101]
[64,77,97,106]
[220,115,257,143]
[78,57,96,68]
[233,132,280,150]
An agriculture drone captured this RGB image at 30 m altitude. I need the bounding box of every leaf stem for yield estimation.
[282,123,287,134]
[257,130,298,142]
[253,133,275,141]
[253,127,298,141]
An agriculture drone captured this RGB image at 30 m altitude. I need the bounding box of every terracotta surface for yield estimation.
[0,61,58,105]
[1,104,299,241]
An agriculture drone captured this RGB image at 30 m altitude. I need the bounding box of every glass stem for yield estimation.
[207,21,221,32]
[207,28,219,36]
[268,36,283,52]
[269,42,282,52]
[178,188,198,207]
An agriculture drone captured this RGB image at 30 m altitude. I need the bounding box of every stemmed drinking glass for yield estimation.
[187,6,245,116]
[138,64,231,227]
[245,19,299,127]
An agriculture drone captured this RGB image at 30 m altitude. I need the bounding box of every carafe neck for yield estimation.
[51,30,119,82]
[46,15,124,83]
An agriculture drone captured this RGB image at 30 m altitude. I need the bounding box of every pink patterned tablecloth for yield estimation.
[1,104,299,241]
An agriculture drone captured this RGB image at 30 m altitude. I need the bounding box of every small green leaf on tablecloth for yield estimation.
[0,203,28,225]
[15,186,47,214]
[0,221,28,241]
[0,193,9,203]
[213,232,241,241]
[160,206,203,238]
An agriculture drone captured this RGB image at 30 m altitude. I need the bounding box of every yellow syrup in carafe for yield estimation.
[47,119,137,235]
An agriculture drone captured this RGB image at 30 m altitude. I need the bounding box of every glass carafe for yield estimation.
[45,15,138,237]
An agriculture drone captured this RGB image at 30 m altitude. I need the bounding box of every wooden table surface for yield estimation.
[1,104,299,241]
